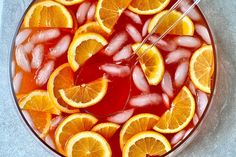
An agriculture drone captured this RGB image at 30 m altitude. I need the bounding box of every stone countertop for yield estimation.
[0,0,236,156]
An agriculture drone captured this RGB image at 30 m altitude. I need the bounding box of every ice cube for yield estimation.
[188,81,196,96]
[23,42,34,54]
[105,32,128,56]
[113,44,132,61]
[87,3,96,21]
[100,64,131,77]
[148,35,177,52]
[162,93,170,109]
[193,113,199,126]
[15,45,31,72]
[126,24,142,42]
[161,72,174,97]
[124,10,142,25]
[36,61,55,86]
[132,66,150,92]
[49,35,71,58]
[12,61,16,77]
[15,29,32,46]
[130,93,162,107]
[31,44,44,69]
[107,109,134,124]
[45,135,56,149]
[183,128,193,139]
[179,1,201,21]
[165,48,191,64]
[50,116,63,131]
[13,72,23,94]
[76,1,91,25]
[31,29,60,44]
[171,130,186,145]
[196,90,208,117]
[175,36,201,48]
[142,19,151,37]
[195,24,211,44]
[174,61,189,87]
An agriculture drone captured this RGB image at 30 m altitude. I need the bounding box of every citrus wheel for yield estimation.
[148,10,194,36]
[68,33,108,71]
[26,110,51,138]
[128,0,170,15]
[74,22,109,39]
[91,122,120,140]
[66,131,112,157]
[23,0,73,28]
[47,63,80,114]
[120,113,159,149]
[55,113,98,155]
[153,86,195,133]
[19,90,60,115]
[190,45,214,93]
[122,131,171,157]
[55,0,84,6]
[96,0,132,33]
[132,43,165,85]
[59,77,108,108]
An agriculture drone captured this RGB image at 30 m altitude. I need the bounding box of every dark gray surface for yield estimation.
[0,0,236,156]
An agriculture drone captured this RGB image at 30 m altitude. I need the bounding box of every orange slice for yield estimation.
[190,45,214,93]
[153,86,195,133]
[96,0,132,33]
[91,122,120,140]
[74,22,109,39]
[26,110,51,138]
[132,43,165,85]
[55,0,84,6]
[48,63,80,114]
[68,33,107,71]
[148,10,194,36]
[66,131,112,157]
[19,90,60,115]
[55,113,98,155]
[122,131,171,157]
[59,77,108,108]
[120,113,159,149]
[23,0,73,28]
[128,0,170,15]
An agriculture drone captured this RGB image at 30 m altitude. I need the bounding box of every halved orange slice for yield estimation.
[68,33,108,71]
[153,86,195,133]
[59,77,108,108]
[148,10,194,36]
[96,0,132,33]
[123,131,171,157]
[91,122,120,140]
[132,43,165,85]
[190,45,214,93]
[23,0,73,28]
[120,113,159,149]
[66,131,112,157]
[55,113,98,155]
[47,63,80,114]
[128,0,170,15]
[55,0,84,6]
[19,90,60,115]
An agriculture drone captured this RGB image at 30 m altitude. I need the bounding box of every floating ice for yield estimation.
[126,24,142,42]
[130,93,162,107]
[107,109,134,124]
[188,81,196,95]
[161,72,174,97]
[183,128,193,139]
[175,61,189,87]
[50,116,63,130]
[15,45,31,72]
[124,10,142,25]
[105,32,128,56]
[13,72,23,94]
[179,1,201,21]
[171,130,186,145]
[148,35,177,52]
[50,35,71,58]
[195,24,211,44]
[165,48,191,64]
[162,93,170,109]
[142,19,151,37]
[87,3,96,21]
[113,44,132,61]
[31,29,60,44]
[193,113,199,126]
[197,90,208,117]
[175,36,201,48]
[36,61,55,86]
[23,42,34,54]
[132,66,150,92]
[100,64,131,77]
[31,44,44,69]
[15,29,32,46]
[76,1,91,25]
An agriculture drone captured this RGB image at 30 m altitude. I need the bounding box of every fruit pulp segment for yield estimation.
[12,0,216,156]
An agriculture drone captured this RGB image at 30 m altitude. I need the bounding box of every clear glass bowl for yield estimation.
[3,0,234,156]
